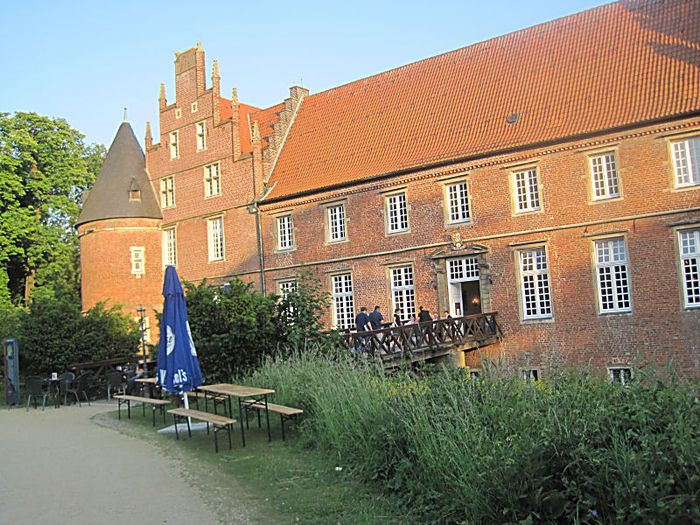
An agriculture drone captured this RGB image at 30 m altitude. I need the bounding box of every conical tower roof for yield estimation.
[76,121,162,227]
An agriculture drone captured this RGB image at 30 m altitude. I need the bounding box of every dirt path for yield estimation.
[0,402,226,525]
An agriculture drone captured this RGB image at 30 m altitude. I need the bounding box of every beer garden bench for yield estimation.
[243,400,303,440]
[113,394,171,426]
[168,407,236,453]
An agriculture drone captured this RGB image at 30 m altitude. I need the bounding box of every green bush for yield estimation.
[185,279,278,383]
[19,293,139,375]
[249,351,700,524]
[184,273,339,383]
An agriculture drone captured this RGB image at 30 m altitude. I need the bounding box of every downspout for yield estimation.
[250,149,266,295]
[255,205,266,295]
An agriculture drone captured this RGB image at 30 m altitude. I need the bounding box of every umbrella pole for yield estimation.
[183,392,192,427]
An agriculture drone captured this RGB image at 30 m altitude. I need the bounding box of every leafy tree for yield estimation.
[274,269,337,350]
[0,112,105,303]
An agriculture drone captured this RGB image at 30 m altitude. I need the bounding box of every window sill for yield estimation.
[591,195,623,204]
[204,194,222,200]
[597,309,632,316]
[386,229,411,237]
[514,208,543,216]
[326,238,349,245]
[673,183,700,193]
[275,247,296,254]
[520,317,554,325]
[445,220,473,228]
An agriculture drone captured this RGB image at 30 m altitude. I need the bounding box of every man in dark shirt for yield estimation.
[355,306,372,332]
[418,305,432,324]
[368,305,384,330]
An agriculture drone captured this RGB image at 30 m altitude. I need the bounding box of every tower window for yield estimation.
[130,247,145,277]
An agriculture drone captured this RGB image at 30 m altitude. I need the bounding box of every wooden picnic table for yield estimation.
[133,376,158,398]
[197,384,275,446]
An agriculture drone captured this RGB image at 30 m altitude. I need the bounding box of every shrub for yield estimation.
[184,273,340,382]
[185,279,278,383]
[249,351,700,524]
[19,293,139,375]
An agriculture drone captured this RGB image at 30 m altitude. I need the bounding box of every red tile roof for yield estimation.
[266,0,700,201]
[218,97,283,154]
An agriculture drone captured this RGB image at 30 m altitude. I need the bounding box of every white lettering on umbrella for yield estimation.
[186,321,197,356]
[166,325,175,355]
[159,369,167,384]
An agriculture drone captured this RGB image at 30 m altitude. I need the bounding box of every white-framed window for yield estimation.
[196,121,207,151]
[679,229,700,307]
[671,136,700,188]
[390,266,415,319]
[277,215,294,250]
[169,131,179,159]
[595,237,631,313]
[448,257,479,282]
[331,273,354,329]
[590,152,620,200]
[445,180,470,224]
[204,163,221,197]
[279,279,297,297]
[207,216,225,261]
[327,204,346,242]
[523,369,539,381]
[386,192,409,233]
[513,168,540,213]
[609,367,632,385]
[160,176,175,208]
[130,247,145,276]
[163,227,177,267]
[519,247,552,320]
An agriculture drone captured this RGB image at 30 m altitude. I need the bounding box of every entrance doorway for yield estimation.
[447,256,481,317]
[462,280,482,315]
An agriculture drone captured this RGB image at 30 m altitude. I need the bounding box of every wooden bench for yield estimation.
[167,408,236,453]
[243,400,303,440]
[113,395,171,426]
[184,390,228,415]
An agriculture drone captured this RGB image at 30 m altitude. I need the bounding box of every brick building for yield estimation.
[78,0,700,378]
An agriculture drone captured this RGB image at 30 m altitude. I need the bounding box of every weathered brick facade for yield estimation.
[80,1,700,376]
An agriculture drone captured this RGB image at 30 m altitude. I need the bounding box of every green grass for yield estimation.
[95,404,408,524]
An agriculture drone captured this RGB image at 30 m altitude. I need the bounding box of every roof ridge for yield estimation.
[306,1,617,101]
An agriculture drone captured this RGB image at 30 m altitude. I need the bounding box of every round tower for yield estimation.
[76,120,163,345]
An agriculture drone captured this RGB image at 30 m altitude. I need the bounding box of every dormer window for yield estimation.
[129,178,142,202]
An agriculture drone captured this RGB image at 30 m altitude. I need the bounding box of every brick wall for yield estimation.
[260,117,700,375]
[78,217,163,339]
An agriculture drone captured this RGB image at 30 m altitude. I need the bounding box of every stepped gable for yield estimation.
[266,0,700,201]
[217,97,282,153]
[76,121,162,226]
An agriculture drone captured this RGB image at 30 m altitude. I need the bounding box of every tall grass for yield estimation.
[249,350,700,524]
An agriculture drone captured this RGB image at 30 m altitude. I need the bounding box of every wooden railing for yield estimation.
[339,312,501,361]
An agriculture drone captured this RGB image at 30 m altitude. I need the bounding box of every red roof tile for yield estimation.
[266,0,700,201]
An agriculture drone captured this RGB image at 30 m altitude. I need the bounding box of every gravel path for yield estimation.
[0,402,224,525]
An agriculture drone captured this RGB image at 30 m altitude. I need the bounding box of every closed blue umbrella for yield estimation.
[157,266,203,397]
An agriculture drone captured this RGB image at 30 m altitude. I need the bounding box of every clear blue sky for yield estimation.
[2,0,607,148]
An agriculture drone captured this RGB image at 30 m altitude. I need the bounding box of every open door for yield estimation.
[461,281,481,315]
